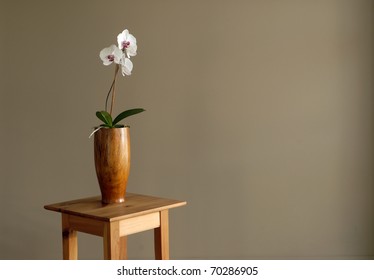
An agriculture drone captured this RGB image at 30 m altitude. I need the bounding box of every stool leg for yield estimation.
[61,213,78,260]
[154,210,170,260]
[103,221,121,260]
[119,236,128,260]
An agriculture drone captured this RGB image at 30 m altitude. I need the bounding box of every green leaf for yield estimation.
[112,108,145,125]
[96,111,113,127]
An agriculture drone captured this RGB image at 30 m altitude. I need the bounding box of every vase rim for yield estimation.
[94,125,130,129]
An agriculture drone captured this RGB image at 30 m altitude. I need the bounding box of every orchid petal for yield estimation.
[127,34,137,45]
[113,46,122,64]
[121,57,133,76]
[117,29,129,49]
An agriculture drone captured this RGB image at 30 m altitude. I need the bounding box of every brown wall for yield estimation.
[1,0,373,259]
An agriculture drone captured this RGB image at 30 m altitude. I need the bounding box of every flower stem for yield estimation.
[105,64,120,115]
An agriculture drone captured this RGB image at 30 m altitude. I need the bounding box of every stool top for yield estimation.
[44,193,186,222]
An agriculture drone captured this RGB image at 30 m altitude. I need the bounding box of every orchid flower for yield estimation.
[117,29,137,58]
[99,45,122,66]
[121,56,133,76]
[99,29,137,76]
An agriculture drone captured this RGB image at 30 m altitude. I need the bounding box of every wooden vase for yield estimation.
[94,127,130,204]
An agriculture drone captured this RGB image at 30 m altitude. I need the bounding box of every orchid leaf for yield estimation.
[96,111,113,127]
[113,108,145,125]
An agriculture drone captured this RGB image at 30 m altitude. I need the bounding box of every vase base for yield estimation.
[101,197,125,204]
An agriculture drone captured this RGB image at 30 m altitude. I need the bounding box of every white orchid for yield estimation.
[94,28,144,130]
[99,44,122,66]
[121,57,133,76]
[117,29,137,58]
[99,29,137,77]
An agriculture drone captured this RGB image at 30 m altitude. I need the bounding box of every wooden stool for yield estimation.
[44,193,186,260]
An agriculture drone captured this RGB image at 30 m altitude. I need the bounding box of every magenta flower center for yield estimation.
[107,54,115,62]
[122,41,130,49]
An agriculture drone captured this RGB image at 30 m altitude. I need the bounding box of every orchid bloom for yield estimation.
[99,29,137,76]
[99,44,122,66]
[121,57,133,76]
[117,29,137,58]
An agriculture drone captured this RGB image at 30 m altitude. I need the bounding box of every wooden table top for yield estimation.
[44,193,186,222]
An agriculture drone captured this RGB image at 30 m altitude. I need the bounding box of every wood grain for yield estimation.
[94,127,130,204]
[119,212,160,236]
[44,193,187,222]
[154,210,170,260]
[62,213,78,260]
[103,221,121,260]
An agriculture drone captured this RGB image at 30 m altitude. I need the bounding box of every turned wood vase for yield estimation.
[94,127,130,204]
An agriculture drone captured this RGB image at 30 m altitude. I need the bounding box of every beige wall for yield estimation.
[1,0,373,259]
